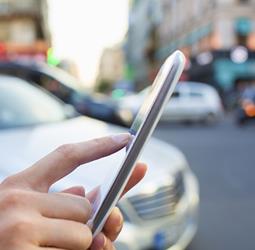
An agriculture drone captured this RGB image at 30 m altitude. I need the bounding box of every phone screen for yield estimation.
[89,51,185,235]
[90,66,165,219]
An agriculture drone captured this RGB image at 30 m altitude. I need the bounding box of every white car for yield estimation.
[0,75,199,250]
[117,81,224,125]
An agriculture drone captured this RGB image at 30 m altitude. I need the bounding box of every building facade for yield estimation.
[96,45,125,93]
[126,0,255,94]
[0,0,50,61]
[158,0,255,93]
[125,0,162,90]
[158,0,255,58]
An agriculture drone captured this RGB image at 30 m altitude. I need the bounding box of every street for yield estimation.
[153,117,255,250]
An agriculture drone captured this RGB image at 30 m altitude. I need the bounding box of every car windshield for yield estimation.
[0,76,70,129]
[46,67,82,90]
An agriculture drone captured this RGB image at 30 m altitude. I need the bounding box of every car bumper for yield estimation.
[115,171,199,250]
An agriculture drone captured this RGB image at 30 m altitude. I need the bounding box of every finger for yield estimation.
[90,234,115,250]
[102,207,123,241]
[103,237,116,250]
[33,192,91,223]
[86,186,100,204]
[61,186,86,197]
[121,162,147,197]
[18,134,131,191]
[90,232,106,250]
[39,218,92,250]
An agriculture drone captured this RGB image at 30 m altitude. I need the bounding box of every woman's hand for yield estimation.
[0,134,147,250]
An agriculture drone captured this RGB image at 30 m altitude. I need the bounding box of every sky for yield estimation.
[47,0,129,87]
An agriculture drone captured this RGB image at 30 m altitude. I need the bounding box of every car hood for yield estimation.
[0,117,187,196]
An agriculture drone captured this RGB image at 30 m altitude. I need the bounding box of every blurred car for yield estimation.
[236,85,255,125]
[117,81,224,126]
[0,75,199,250]
[0,60,124,125]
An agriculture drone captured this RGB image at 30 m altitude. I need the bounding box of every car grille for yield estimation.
[128,171,185,221]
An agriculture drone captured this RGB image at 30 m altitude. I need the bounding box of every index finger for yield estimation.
[15,134,131,192]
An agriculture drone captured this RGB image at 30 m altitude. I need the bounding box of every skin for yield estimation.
[0,134,147,250]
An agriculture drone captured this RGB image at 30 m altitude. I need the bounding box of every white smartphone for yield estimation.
[88,50,185,237]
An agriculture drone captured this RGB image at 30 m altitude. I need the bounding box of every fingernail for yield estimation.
[91,233,106,250]
[111,133,131,144]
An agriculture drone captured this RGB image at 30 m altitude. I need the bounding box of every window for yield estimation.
[28,73,72,103]
[235,18,251,46]
[0,77,67,128]
[236,33,248,46]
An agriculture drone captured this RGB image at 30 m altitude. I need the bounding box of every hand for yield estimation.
[64,162,147,250]
[0,134,147,250]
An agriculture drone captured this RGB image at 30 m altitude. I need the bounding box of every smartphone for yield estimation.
[89,50,185,237]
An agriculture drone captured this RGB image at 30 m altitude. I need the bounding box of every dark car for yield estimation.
[0,60,124,126]
[236,85,255,125]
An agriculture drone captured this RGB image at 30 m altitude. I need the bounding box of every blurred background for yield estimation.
[0,0,254,250]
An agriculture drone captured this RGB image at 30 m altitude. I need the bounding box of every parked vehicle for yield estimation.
[0,60,124,125]
[236,84,255,125]
[0,75,199,250]
[117,81,224,126]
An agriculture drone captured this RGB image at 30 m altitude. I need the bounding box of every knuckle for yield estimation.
[56,143,74,157]
[96,138,107,148]
[1,189,26,208]
[1,215,35,240]
[92,137,107,150]
[12,217,34,236]
[1,175,18,187]
[56,144,78,164]
[92,137,101,146]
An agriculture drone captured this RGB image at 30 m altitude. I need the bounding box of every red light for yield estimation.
[0,43,6,54]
